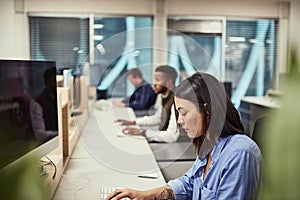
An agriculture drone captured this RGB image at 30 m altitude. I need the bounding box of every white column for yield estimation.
[152,0,168,75]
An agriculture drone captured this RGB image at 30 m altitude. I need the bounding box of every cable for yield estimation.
[40,156,91,199]
[44,156,57,179]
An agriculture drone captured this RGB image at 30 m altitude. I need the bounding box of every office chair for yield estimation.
[252,116,269,154]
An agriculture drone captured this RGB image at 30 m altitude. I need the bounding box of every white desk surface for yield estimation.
[241,96,280,109]
[53,100,165,200]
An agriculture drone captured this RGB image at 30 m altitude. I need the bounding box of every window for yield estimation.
[30,16,89,74]
[167,18,277,109]
[167,19,223,82]
[29,16,277,107]
[93,16,153,97]
[226,19,277,108]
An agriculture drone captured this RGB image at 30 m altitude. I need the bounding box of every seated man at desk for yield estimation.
[113,67,157,111]
[115,65,180,143]
[31,67,58,143]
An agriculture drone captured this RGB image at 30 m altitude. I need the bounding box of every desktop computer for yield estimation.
[0,59,59,169]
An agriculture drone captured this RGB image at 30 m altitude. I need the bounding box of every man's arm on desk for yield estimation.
[145,105,179,143]
[106,185,174,200]
[115,119,136,125]
[121,105,179,143]
[112,100,126,107]
[114,93,161,126]
[115,104,162,126]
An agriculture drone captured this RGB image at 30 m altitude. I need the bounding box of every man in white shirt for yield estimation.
[115,65,179,143]
[30,67,58,143]
[30,99,58,143]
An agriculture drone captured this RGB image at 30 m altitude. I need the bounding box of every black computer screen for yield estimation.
[0,60,59,168]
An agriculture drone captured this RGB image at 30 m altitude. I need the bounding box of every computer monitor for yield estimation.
[0,60,59,169]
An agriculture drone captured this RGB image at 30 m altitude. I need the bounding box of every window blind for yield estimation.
[225,20,277,102]
[29,17,89,74]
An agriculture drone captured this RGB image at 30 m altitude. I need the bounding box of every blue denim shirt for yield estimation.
[168,134,261,200]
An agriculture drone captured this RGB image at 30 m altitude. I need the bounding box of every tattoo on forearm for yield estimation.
[154,188,175,200]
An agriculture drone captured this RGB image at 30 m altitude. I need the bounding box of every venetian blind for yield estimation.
[29,16,89,74]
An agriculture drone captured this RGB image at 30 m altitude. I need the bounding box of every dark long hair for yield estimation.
[174,72,244,156]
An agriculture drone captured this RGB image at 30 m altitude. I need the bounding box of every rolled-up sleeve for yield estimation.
[168,178,189,200]
[144,105,179,143]
[135,104,162,126]
[168,158,201,199]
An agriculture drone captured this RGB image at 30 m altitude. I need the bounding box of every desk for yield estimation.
[239,96,279,136]
[150,142,196,162]
[53,100,165,199]
[150,142,196,181]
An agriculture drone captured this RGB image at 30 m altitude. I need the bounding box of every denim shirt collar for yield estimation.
[210,135,232,163]
[194,135,233,175]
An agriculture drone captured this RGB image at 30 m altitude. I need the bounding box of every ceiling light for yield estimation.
[94,35,104,41]
[94,24,104,29]
[228,37,246,42]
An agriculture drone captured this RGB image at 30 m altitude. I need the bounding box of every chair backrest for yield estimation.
[252,116,269,154]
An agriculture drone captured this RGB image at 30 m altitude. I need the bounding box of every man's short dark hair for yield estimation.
[126,68,143,78]
[155,65,178,82]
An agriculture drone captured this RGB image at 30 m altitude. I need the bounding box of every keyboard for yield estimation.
[99,186,130,200]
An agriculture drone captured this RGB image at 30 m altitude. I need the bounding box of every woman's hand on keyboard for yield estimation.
[106,185,175,200]
[105,188,145,200]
